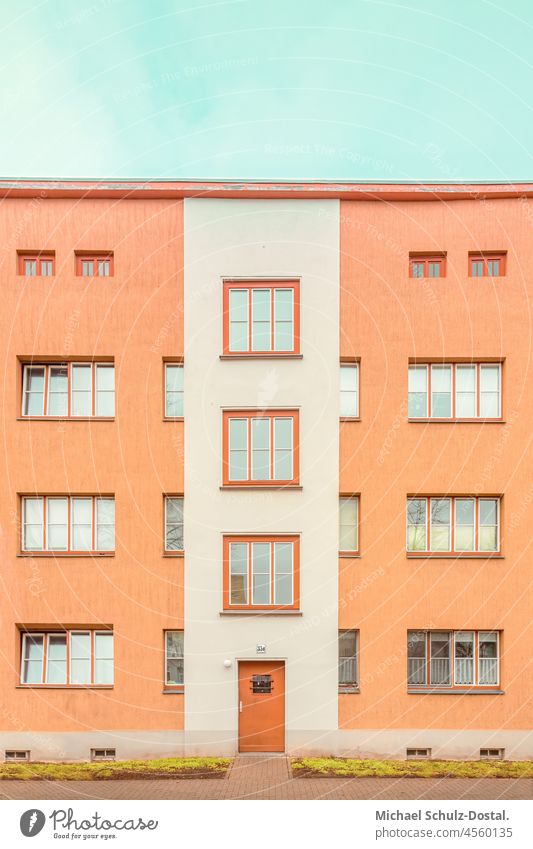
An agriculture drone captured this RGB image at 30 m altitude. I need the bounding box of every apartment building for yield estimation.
[0,179,531,762]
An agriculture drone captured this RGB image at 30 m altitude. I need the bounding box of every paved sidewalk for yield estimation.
[0,756,531,801]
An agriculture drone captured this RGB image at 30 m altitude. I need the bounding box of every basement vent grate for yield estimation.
[480,748,505,760]
[5,750,30,762]
[406,748,431,760]
[90,748,116,761]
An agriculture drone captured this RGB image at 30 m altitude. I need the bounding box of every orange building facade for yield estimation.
[0,180,531,761]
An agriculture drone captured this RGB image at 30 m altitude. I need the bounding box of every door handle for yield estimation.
[239,700,243,713]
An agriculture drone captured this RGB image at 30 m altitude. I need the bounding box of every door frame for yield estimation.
[237,659,286,753]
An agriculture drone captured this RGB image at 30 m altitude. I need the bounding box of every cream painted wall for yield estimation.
[183,199,340,751]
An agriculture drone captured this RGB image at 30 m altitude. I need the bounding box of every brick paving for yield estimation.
[0,755,531,800]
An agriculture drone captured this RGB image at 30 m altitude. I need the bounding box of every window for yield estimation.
[91,748,116,761]
[407,497,500,555]
[76,253,113,277]
[5,750,30,762]
[407,631,500,689]
[406,748,431,759]
[223,535,300,610]
[338,630,358,690]
[165,631,184,687]
[164,363,183,417]
[339,496,359,554]
[164,496,183,552]
[22,362,115,418]
[223,280,300,355]
[480,748,505,760]
[409,254,446,278]
[340,363,359,417]
[469,252,506,277]
[18,252,55,277]
[223,410,299,486]
[408,363,501,419]
[22,496,115,553]
[20,630,113,686]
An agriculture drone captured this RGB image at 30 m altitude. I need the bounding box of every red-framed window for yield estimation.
[222,410,299,487]
[223,535,300,610]
[18,252,55,277]
[406,496,500,556]
[75,253,114,277]
[409,254,446,279]
[22,495,115,553]
[407,630,500,690]
[339,495,359,555]
[22,362,115,418]
[469,252,506,277]
[164,631,184,688]
[20,629,113,686]
[408,362,501,420]
[222,280,300,355]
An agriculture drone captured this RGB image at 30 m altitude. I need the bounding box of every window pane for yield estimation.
[46,635,67,684]
[274,289,293,351]
[455,498,474,551]
[454,631,474,684]
[274,418,293,480]
[455,365,476,418]
[252,289,271,351]
[97,260,110,277]
[487,259,500,276]
[47,366,68,416]
[165,497,183,551]
[96,498,115,551]
[430,498,450,551]
[47,498,68,550]
[166,630,184,658]
[339,630,357,686]
[229,290,249,352]
[411,262,424,277]
[82,260,94,276]
[71,365,92,416]
[479,632,498,684]
[24,259,37,276]
[471,260,483,277]
[252,542,270,604]
[96,365,115,416]
[229,419,247,481]
[41,260,53,276]
[274,542,293,604]
[70,633,91,684]
[430,632,451,685]
[94,633,114,684]
[479,499,498,551]
[431,366,452,417]
[24,498,43,550]
[339,497,358,550]
[407,632,426,685]
[408,366,427,417]
[22,635,43,684]
[428,261,441,278]
[407,499,426,551]
[72,498,92,550]
[23,367,45,416]
[251,418,270,480]
[166,632,184,684]
[230,543,248,604]
[340,366,358,417]
[480,365,500,417]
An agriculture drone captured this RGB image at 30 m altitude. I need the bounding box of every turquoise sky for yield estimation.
[2,0,533,180]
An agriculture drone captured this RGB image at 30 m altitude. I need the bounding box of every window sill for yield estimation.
[407,553,503,560]
[340,417,361,422]
[220,485,302,491]
[163,417,184,422]
[162,688,184,694]
[162,551,184,558]
[408,418,505,424]
[408,688,504,695]
[219,354,303,360]
[339,687,360,694]
[17,417,115,422]
[16,685,114,690]
[220,609,302,616]
[339,552,361,558]
[17,552,115,558]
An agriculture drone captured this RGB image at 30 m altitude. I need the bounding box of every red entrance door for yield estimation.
[238,661,285,753]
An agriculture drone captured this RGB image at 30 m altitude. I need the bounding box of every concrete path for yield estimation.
[0,755,531,800]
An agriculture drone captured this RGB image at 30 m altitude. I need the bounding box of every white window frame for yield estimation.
[164,496,184,552]
[164,363,184,418]
[340,363,359,418]
[20,632,45,685]
[164,630,184,687]
[429,497,452,553]
[408,362,502,420]
[407,496,500,554]
[22,496,115,553]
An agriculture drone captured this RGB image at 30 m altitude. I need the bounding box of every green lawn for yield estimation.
[0,757,231,780]
[292,758,533,778]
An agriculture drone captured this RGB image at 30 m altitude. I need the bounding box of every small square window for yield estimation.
[18,252,55,277]
[91,748,116,761]
[76,253,114,277]
[480,748,505,760]
[406,748,431,760]
[5,750,30,762]
[469,252,506,277]
[409,254,446,279]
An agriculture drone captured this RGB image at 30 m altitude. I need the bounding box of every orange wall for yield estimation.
[0,197,184,731]
[339,198,533,730]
